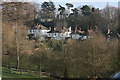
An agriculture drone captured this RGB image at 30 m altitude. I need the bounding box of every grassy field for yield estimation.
[2,67,58,80]
[2,67,39,78]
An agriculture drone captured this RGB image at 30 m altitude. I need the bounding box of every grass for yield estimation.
[2,67,58,80]
[2,67,39,78]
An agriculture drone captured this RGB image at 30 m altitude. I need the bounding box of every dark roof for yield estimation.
[47,30,61,33]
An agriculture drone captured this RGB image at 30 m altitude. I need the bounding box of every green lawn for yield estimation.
[2,67,39,78]
[2,67,58,80]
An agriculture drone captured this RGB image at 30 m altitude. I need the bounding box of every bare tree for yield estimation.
[101,3,118,30]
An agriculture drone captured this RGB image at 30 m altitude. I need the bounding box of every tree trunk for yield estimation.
[63,66,68,78]
[16,22,20,71]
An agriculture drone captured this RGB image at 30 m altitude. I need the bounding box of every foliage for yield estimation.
[2,2,36,23]
[2,1,119,78]
[40,1,56,22]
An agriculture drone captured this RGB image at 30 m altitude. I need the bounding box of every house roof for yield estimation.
[47,30,61,33]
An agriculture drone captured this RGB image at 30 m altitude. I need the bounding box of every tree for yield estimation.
[66,3,73,9]
[2,2,36,23]
[91,10,108,33]
[15,23,30,71]
[71,8,79,16]
[40,1,56,22]
[65,3,73,15]
[101,4,118,33]
[81,5,92,16]
[58,5,65,19]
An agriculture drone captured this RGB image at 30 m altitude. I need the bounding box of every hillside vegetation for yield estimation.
[1,1,120,79]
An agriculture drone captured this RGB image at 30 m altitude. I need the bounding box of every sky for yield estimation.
[53,2,118,9]
[2,0,119,9]
[34,0,119,9]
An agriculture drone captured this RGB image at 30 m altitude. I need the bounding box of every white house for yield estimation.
[28,29,50,37]
[27,26,90,40]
